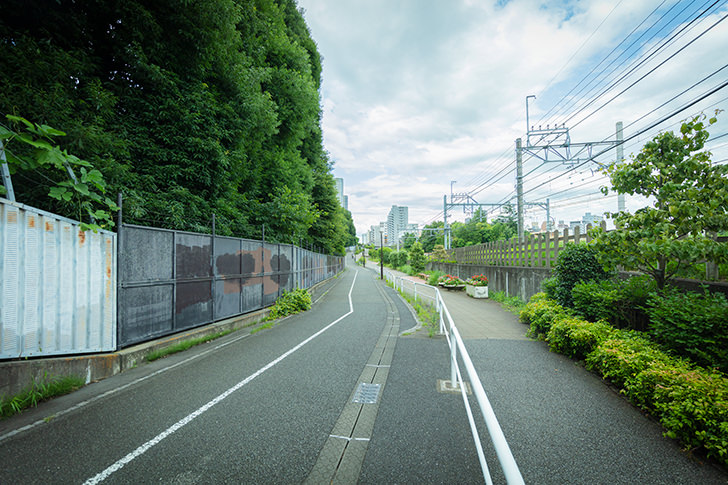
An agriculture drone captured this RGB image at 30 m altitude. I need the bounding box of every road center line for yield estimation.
[83,270,358,485]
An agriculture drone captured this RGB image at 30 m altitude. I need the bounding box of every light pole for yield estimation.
[526,95,536,142]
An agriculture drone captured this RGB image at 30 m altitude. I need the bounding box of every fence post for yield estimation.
[450,332,457,385]
[211,213,216,323]
[116,192,123,350]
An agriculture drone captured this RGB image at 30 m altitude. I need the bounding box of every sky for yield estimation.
[295,0,728,238]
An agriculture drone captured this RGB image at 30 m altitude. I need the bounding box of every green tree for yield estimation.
[408,241,426,273]
[0,0,350,254]
[591,113,728,289]
[401,232,417,250]
[419,221,444,252]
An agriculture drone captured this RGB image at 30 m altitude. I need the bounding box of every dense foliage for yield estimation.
[543,243,611,307]
[268,288,311,320]
[0,0,352,254]
[419,209,517,252]
[591,114,728,288]
[571,276,655,330]
[408,242,426,273]
[521,294,728,465]
[646,288,728,372]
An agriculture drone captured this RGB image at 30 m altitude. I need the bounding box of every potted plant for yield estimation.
[437,274,465,290]
[465,274,489,298]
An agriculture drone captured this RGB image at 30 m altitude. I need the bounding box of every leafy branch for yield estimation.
[0,115,118,232]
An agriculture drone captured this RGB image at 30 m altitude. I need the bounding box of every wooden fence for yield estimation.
[448,222,607,268]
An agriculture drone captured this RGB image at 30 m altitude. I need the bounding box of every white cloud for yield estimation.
[298,0,728,235]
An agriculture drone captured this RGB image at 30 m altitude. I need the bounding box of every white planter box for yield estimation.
[466,285,489,298]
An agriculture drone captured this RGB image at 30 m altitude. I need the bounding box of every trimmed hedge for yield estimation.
[519,293,568,339]
[546,316,616,360]
[522,295,728,465]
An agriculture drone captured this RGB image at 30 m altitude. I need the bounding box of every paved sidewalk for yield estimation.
[359,259,727,484]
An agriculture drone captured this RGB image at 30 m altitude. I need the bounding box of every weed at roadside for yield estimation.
[1,374,85,419]
[146,329,234,362]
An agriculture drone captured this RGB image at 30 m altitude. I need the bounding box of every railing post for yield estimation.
[450,337,457,385]
[414,284,418,301]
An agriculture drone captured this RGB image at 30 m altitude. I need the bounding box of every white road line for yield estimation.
[0,331,251,444]
[83,271,359,485]
[329,435,371,442]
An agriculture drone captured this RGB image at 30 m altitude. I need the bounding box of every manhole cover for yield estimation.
[352,383,381,404]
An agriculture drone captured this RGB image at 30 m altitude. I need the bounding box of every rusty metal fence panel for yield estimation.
[0,198,116,359]
[118,224,343,348]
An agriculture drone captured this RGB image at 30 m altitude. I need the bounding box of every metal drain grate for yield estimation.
[352,383,381,404]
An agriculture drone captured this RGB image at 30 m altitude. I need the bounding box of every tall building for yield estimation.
[386,205,408,247]
[334,178,346,208]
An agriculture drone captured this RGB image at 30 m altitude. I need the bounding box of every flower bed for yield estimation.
[465,274,489,298]
[437,274,465,290]
[466,274,489,287]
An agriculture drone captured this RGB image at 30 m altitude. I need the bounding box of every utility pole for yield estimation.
[616,121,625,212]
[516,137,524,243]
[443,195,449,250]
[380,232,384,280]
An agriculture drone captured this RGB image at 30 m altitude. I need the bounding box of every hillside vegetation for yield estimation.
[0,0,355,254]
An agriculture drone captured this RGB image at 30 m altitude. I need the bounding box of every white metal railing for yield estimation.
[384,270,525,485]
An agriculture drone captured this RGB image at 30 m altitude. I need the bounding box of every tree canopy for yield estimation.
[0,0,350,254]
[591,113,728,288]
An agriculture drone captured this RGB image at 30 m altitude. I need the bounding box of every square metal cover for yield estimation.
[352,383,381,404]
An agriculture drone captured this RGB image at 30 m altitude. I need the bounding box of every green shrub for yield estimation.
[550,243,611,307]
[541,276,558,301]
[586,331,674,388]
[572,276,655,330]
[546,316,616,360]
[587,332,728,465]
[520,294,569,339]
[646,288,728,371]
[389,250,408,268]
[268,288,311,320]
[649,365,728,463]
[427,271,443,286]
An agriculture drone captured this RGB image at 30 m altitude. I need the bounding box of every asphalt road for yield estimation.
[0,260,417,483]
[1,257,726,484]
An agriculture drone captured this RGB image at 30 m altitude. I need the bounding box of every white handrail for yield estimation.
[384,270,525,485]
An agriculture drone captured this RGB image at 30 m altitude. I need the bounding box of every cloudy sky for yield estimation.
[296,0,728,237]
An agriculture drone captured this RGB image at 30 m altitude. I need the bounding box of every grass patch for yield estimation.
[250,321,274,334]
[386,280,440,337]
[490,290,527,314]
[146,329,234,362]
[1,373,85,419]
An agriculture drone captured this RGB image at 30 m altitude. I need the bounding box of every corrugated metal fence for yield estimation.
[1,198,344,358]
[0,198,116,359]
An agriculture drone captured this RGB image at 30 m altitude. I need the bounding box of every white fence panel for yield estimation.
[0,198,116,359]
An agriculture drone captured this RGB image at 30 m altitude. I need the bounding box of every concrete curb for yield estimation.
[0,273,343,399]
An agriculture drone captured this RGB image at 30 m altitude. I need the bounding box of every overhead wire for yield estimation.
[566,6,728,129]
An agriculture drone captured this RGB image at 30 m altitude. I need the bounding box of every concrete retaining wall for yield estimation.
[426,263,728,303]
[427,262,552,302]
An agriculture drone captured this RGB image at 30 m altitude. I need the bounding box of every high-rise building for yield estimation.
[386,205,408,247]
[334,178,345,208]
